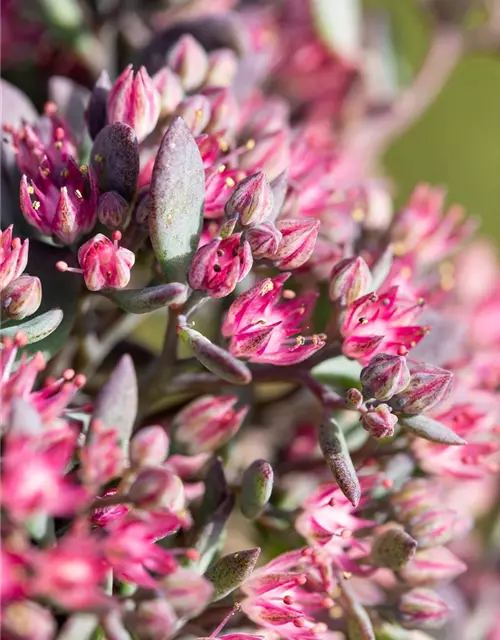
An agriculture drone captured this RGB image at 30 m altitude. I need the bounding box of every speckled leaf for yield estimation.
[93,354,138,448]
[91,123,139,201]
[400,414,466,445]
[108,283,187,314]
[319,415,361,507]
[205,548,260,601]
[149,117,205,283]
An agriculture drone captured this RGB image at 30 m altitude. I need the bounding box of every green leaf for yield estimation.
[149,117,205,283]
[108,283,187,314]
[399,414,466,445]
[312,356,362,391]
[0,309,63,345]
[205,547,260,601]
[310,0,361,61]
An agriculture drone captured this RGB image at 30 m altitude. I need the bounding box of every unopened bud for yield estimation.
[391,479,434,522]
[329,257,372,305]
[225,172,274,227]
[273,219,320,270]
[390,363,453,415]
[240,129,290,181]
[2,600,56,640]
[240,459,274,519]
[400,546,467,586]
[168,34,209,91]
[409,508,459,548]
[178,325,252,385]
[205,547,261,601]
[360,354,410,401]
[128,467,184,512]
[1,275,42,321]
[174,395,248,453]
[125,599,176,640]
[153,67,184,116]
[344,388,364,410]
[129,426,170,467]
[246,222,282,258]
[398,588,450,629]
[97,191,129,229]
[107,65,160,143]
[204,87,239,136]
[371,526,417,570]
[175,95,211,136]
[206,48,238,87]
[361,404,397,439]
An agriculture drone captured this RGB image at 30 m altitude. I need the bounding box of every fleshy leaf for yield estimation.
[205,548,260,601]
[108,283,187,314]
[48,76,90,138]
[312,356,363,391]
[318,415,361,506]
[92,354,138,449]
[399,415,466,445]
[0,309,63,344]
[91,123,139,201]
[149,117,205,283]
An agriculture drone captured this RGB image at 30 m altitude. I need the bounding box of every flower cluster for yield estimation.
[1,0,500,639]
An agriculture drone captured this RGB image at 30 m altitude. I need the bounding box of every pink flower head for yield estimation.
[103,511,181,588]
[79,420,125,489]
[189,233,252,298]
[0,226,29,291]
[107,65,161,143]
[222,274,324,365]
[204,166,245,218]
[174,395,248,453]
[0,424,86,521]
[31,533,110,610]
[57,231,135,292]
[340,285,429,363]
[20,159,99,245]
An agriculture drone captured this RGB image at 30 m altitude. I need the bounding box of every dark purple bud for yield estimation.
[97,191,129,230]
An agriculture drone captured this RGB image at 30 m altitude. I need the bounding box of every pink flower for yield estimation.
[189,233,252,298]
[30,533,110,610]
[79,420,125,489]
[0,226,29,291]
[204,167,244,218]
[0,426,86,521]
[360,405,398,439]
[20,160,98,245]
[173,395,248,453]
[222,274,324,365]
[107,65,161,143]
[57,231,135,292]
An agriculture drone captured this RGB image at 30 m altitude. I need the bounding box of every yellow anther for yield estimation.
[94,154,104,163]
[246,139,255,150]
[27,186,34,195]
[33,201,41,210]
[351,208,365,222]
[75,189,83,199]
[218,164,226,173]
[80,164,88,173]
[225,177,235,188]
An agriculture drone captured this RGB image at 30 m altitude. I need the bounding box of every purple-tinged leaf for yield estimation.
[108,283,187,314]
[149,117,205,283]
[0,308,63,344]
[86,71,111,140]
[319,415,361,506]
[93,354,138,447]
[91,123,139,201]
[205,548,261,601]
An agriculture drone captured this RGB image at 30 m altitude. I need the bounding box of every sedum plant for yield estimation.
[1,1,500,639]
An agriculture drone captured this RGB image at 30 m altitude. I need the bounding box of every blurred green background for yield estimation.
[370,0,500,243]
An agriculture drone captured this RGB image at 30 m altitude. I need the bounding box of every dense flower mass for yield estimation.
[1,1,500,639]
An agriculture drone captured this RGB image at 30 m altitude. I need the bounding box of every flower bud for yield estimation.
[0,226,29,290]
[107,65,160,143]
[398,588,450,629]
[272,219,320,269]
[240,459,274,519]
[409,508,459,548]
[2,600,56,640]
[125,599,177,640]
[360,354,411,401]
[246,222,282,258]
[225,172,274,227]
[128,467,185,512]
[206,48,238,87]
[178,325,252,385]
[371,526,417,570]
[175,95,211,136]
[153,67,184,116]
[204,87,239,136]
[129,426,170,468]
[205,547,261,601]
[400,546,467,586]
[344,388,364,410]
[97,191,129,229]
[1,275,41,321]
[391,479,434,522]
[391,363,453,415]
[361,404,397,439]
[174,395,247,454]
[240,129,290,181]
[168,34,209,91]
[329,257,372,305]
[189,234,252,298]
